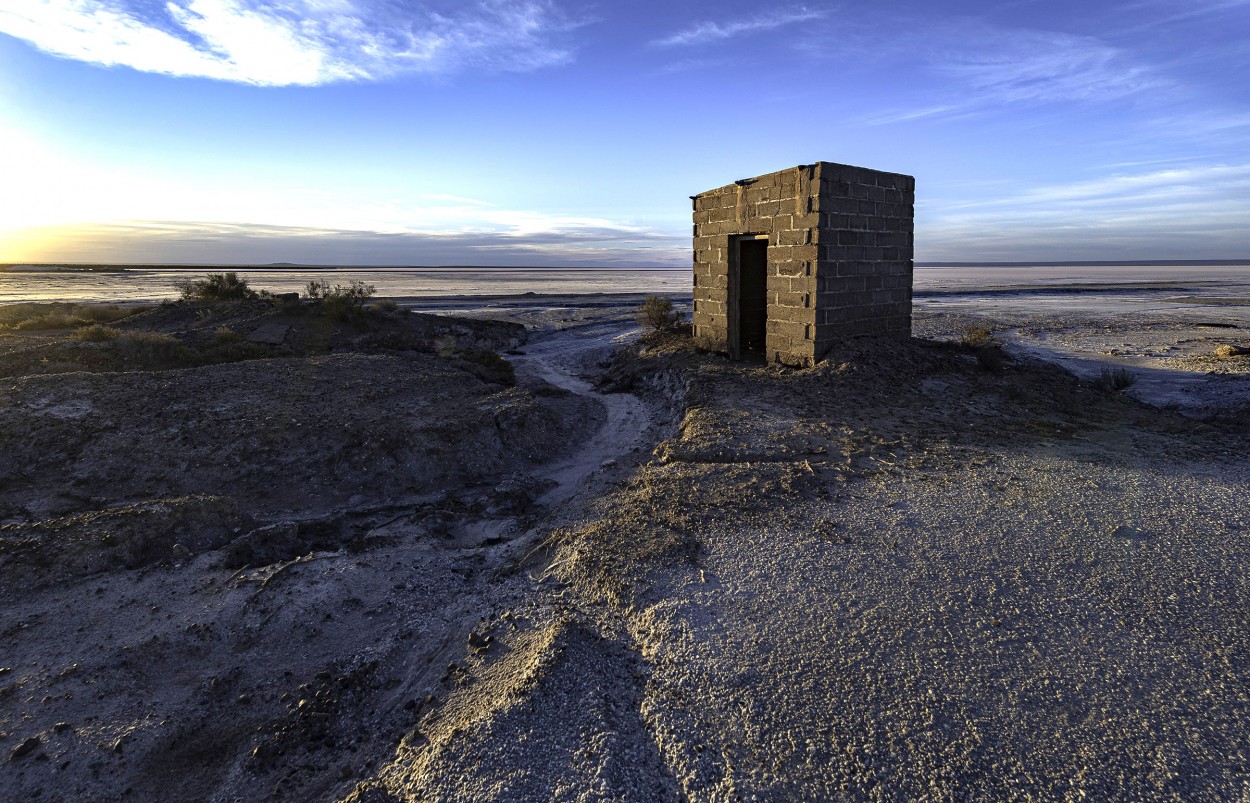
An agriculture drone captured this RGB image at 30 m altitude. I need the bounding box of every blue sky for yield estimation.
[1,0,1247,265]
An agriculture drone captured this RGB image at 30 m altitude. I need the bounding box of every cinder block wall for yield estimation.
[691,162,914,366]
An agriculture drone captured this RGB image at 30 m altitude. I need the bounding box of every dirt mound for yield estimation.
[0,298,526,378]
[0,495,242,581]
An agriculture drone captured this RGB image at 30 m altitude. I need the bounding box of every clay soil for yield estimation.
[2,299,1249,801]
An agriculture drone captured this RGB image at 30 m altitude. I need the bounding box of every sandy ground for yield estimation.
[2,296,1249,801]
[356,309,1250,802]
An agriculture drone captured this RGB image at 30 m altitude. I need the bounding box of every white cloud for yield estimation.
[654,8,824,47]
[0,0,573,86]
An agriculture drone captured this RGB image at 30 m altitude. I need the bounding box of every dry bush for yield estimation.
[211,326,243,344]
[975,347,1006,372]
[12,312,86,330]
[305,279,376,320]
[959,325,995,348]
[176,272,257,301]
[692,333,724,353]
[637,296,681,331]
[114,330,192,367]
[74,304,144,324]
[369,298,399,313]
[75,324,123,342]
[1213,343,1249,358]
[1,302,148,331]
[1098,367,1137,391]
[453,348,515,385]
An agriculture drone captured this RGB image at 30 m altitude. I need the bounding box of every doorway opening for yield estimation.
[736,237,768,355]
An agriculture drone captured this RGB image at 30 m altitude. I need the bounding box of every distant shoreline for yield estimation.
[5,259,1250,273]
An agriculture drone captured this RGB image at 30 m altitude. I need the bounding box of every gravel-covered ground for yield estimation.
[3,297,1249,802]
[360,327,1250,802]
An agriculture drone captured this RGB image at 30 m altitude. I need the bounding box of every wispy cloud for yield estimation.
[860,24,1167,125]
[940,30,1162,105]
[921,164,1250,260]
[654,8,824,47]
[0,0,575,86]
[5,218,689,266]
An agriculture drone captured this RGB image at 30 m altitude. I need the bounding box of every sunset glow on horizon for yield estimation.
[2,0,1249,266]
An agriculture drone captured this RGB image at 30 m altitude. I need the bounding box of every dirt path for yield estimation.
[511,320,654,507]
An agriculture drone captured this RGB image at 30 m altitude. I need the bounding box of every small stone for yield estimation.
[339,763,354,779]
[10,737,40,761]
[237,694,251,705]
[112,738,124,753]
[171,544,191,562]
[53,722,74,734]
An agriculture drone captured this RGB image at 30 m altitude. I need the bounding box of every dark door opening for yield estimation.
[737,239,768,354]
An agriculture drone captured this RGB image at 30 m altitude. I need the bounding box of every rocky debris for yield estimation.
[221,517,382,569]
[9,737,40,762]
[246,322,289,345]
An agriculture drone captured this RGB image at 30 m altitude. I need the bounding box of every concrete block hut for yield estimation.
[690,161,915,366]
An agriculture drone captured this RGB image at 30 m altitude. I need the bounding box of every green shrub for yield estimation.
[637,296,680,331]
[1098,367,1137,391]
[75,324,123,342]
[176,272,257,301]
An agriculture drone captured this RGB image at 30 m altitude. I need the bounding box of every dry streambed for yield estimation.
[0,303,633,801]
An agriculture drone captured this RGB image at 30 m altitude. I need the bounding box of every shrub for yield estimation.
[637,296,681,332]
[369,298,399,313]
[200,339,269,364]
[115,330,192,367]
[692,333,724,353]
[305,279,376,320]
[73,303,144,324]
[176,272,257,301]
[457,348,515,385]
[1,302,148,331]
[959,325,995,349]
[1213,343,1248,358]
[211,326,243,344]
[75,324,123,342]
[975,347,1005,372]
[12,312,87,330]
[1098,367,1137,391]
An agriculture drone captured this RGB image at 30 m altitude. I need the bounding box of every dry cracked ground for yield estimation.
[3,299,1250,801]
